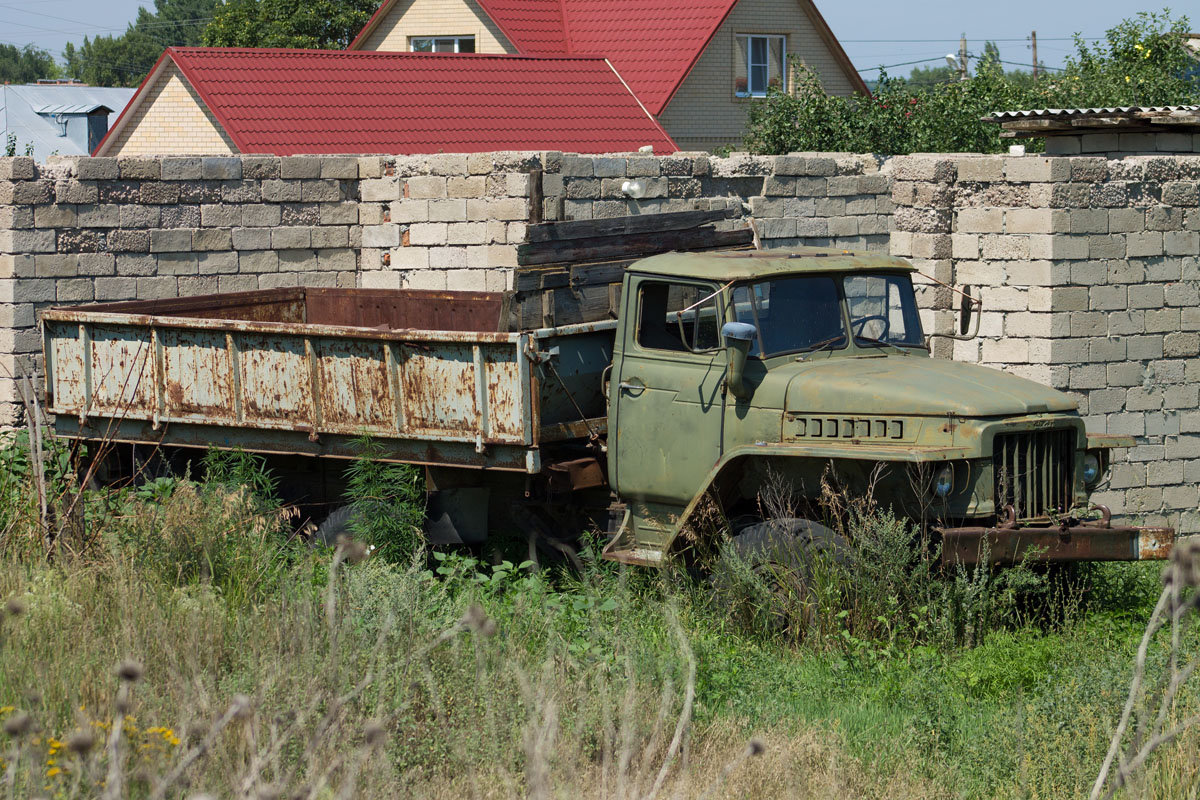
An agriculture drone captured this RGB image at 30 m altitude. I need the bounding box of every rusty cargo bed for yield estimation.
[42,288,615,472]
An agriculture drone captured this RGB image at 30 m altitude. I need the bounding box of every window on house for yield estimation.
[410,36,476,53]
[735,35,786,97]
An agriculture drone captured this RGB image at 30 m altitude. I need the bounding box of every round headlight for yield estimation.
[932,465,953,498]
[1082,452,1101,485]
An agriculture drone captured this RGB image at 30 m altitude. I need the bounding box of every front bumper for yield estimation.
[938,513,1175,566]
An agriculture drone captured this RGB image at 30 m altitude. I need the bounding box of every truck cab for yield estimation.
[603,248,1173,567]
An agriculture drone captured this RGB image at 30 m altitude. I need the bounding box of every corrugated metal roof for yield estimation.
[1,85,134,161]
[32,102,116,115]
[98,48,677,156]
[987,106,1200,119]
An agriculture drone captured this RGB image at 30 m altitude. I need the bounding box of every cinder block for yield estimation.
[1071,209,1108,234]
[261,179,303,203]
[359,178,399,202]
[238,251,279,273]
[301,179,343,202]
[232,228,271,250]
[136,276,177,300]
[193,228,232,251]
[447,222,487,245]
[272,227,312,249]
[1004,156,1072,183]
[406,176,447,199]
[317,248,356,271]
[161,158,202,181]
[1165,230,1200,255]
[401,269,448,290]
[319,202,357,225]
[201,157,242,180]
[956,156,1004,182]
[278,249,319,271]
[280,157,321,179]
[1005,208,1066,234]
[447,176,486,198]
[196,252,238,275]
[429,199,467,222]
[311,227,349,249]
[149,229,192,253]
[408,223,448,246]
[319,157,358,180]
[75,158,119,180]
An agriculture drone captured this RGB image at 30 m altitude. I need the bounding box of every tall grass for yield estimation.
[0,430,1196,798]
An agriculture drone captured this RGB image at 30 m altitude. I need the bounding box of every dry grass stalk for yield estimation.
[1091,537,1200,800]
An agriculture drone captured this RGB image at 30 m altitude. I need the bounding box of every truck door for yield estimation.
[610,276,726,507]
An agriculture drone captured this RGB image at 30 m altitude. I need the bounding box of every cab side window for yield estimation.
[636,282,720,353]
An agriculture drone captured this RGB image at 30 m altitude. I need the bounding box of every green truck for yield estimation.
[41,247,1174,567]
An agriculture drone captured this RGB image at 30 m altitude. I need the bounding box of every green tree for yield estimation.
[905,64,956,91]
[0,44,60,84]
[746,9,1200,156]
[61,0,220,87]
[202,0,379,49]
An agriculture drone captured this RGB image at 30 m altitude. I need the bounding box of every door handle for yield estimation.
[618,380,646,395]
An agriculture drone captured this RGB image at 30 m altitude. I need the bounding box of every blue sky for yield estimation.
[0,0,1177,75]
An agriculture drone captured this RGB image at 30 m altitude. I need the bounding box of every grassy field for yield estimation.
[0,437,1197,799]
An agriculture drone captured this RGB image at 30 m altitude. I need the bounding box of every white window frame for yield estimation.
[409,36,476,53]
[736,34,787,98]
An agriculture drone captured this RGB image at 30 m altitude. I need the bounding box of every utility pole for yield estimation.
[1031,31,1038,79]
[958,34,968,81]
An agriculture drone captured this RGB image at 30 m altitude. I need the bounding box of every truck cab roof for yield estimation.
[629,247,917,282]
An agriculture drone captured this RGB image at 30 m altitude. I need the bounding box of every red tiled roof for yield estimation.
[349,0,868,115]
[96,47,676,156]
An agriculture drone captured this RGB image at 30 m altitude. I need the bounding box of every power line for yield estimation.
[855,56,948,73]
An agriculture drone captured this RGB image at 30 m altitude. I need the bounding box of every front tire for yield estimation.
[716,518,850,639]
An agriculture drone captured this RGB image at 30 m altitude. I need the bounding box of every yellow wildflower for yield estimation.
[1135,43,1143,50]
[1125,75,1131,82]
[0,706,13,715]
[46,767,62,778]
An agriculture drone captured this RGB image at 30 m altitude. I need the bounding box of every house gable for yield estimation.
[352,0,517,53]
[657,0,864,151]
[100,60,236,156]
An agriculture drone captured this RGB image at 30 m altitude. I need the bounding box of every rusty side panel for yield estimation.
[303,288,506,331]
[44,297,566,471]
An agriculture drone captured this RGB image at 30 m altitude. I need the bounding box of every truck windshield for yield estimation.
[730,276,846,358]
[843,273,925,348]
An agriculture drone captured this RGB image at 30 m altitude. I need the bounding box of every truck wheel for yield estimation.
[716,518,850,638]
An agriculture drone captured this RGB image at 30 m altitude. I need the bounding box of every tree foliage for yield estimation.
[202,0,379,50]
[61,0,220,87]
[747,10,1200,155]
[0,44,60,84]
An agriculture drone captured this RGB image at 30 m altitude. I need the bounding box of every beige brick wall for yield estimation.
[659,0,859,152]
[356,0,515,53]
[105,62,237,157]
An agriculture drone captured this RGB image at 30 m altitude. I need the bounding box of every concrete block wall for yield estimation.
[892,152,1200,533]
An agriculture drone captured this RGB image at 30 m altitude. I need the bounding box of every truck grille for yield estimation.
[993,429,1075,520]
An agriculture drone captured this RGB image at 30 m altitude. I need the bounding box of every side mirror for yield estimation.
[925,284,982,345]
[721,321,756,400]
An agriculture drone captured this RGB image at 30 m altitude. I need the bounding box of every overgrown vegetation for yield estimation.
[0,428,1196,798]
[746,10,1200,155]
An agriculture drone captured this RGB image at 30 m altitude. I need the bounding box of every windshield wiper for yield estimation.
[795,335,846,359]
[854,336,912,355]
